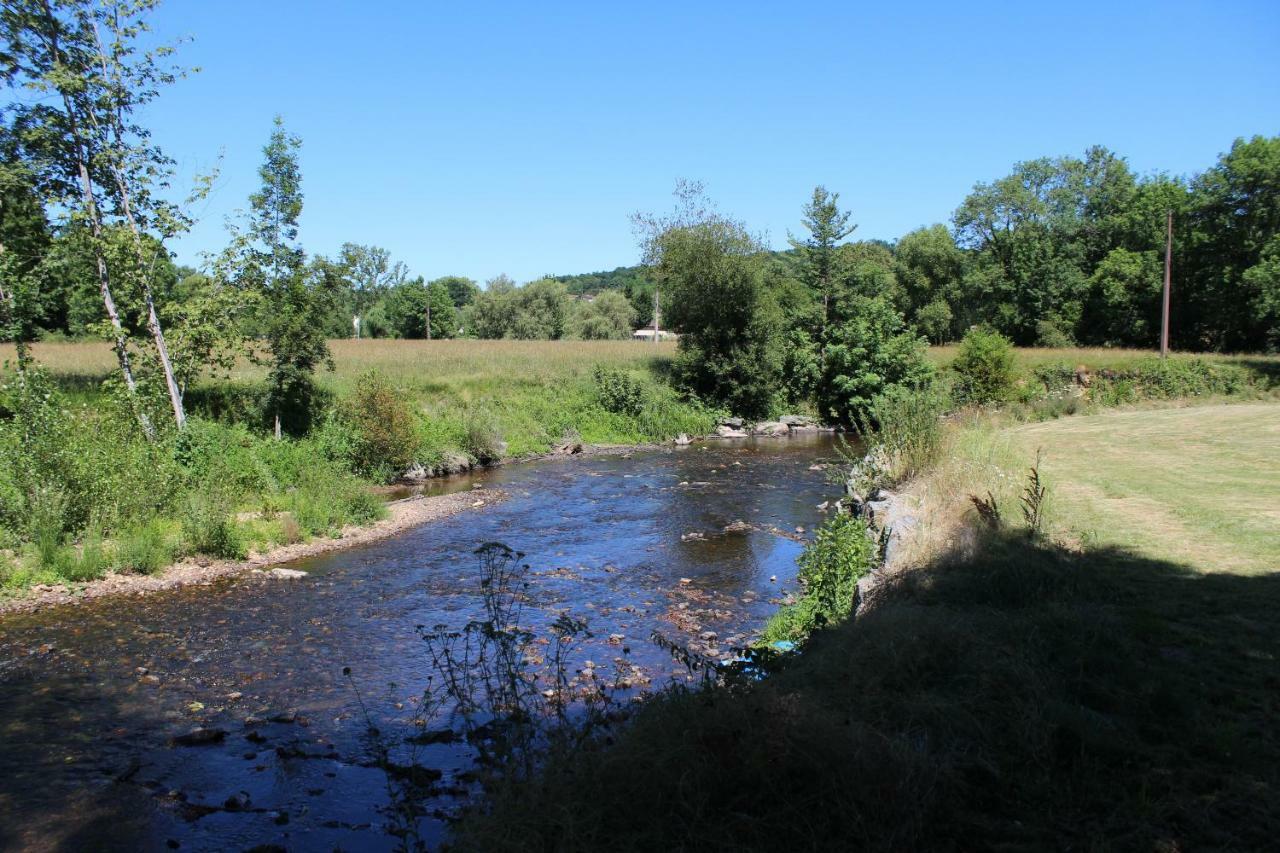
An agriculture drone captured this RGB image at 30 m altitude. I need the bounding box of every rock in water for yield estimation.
[170,728,227,747]
[714,425,748,438]
[268,568,307,580]
[751,421,790,436]
[674,433,692,446]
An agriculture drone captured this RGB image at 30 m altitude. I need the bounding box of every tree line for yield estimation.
[1,0,1276,441]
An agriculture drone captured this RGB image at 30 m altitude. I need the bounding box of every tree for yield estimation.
[382,276,456,339]
[433,275,478,309]
[790,186,856,339]
[0,150,50,368]
[467,274,518,338]
[1182,136,1280,351]
[915,298,953,345]
[336,243,405,338]
[817,294,932,426]
[1,0,195,431]
[510,278,569,339]
[635,182,786,418]
[232,116,333,436]
[566,289,635,340]
[894,224,965,336]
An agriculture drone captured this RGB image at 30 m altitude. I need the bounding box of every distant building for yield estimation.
[632,328,677,341]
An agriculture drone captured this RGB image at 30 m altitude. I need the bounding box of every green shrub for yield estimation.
[953,326,1017,404]
[818,295,934,426]
[63,528,107,582]
[865,384,948,483]
[1032,361,1077,392]
[762,512,874,643]
[1089,358,1254,406]
[113,520,174,575]
[463,407,505,464]
[337,371,420,481]
[1034,318,1076,348]
[182,489,245,559]
[287,470,384,536]
[593,365,646,417]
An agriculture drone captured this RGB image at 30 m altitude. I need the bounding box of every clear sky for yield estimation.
[144,0,1280,284]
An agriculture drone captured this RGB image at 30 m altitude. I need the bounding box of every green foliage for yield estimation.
[287,469,384,536]
[639,183,788,419]
[113,520,174,575]
[762,512,874,642]
[510,278,571,340]
[567,290,636,340]
[463,407,506,464]
[1089,358,1252,405]
[66,527,107,582]
[1,368,182,535]
[182,489,244,560]
[380,277,458,339]
[337,371,419,480]
[952,326,1016,404]
[915,298,953,344]
[864,384,948,483]
[818,295,934,425]
[592,365,646,417]
[1033,317,1076,348]
[229,116,335,434]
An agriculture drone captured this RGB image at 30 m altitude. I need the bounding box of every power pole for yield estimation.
[1160,210,1173,358]
[652,286,660,344]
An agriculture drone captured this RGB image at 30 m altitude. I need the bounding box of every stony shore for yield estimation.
[0,489,505,618]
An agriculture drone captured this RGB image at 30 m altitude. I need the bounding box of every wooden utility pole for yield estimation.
[1160,210,1173,359]
[425,300,432,341]
[652,286,660,344]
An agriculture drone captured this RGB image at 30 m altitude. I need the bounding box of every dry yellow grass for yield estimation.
[2,338,680,392]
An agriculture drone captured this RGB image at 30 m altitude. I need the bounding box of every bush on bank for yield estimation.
[0,358,719,590]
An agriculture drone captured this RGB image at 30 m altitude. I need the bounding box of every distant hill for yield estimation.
[550,265,652,296]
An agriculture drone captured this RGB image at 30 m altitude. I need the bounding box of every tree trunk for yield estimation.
[107,173,185,429]
[652,286,660,343]
[77,159,153,438]
[40,4,151,436]
[91,23,186,430]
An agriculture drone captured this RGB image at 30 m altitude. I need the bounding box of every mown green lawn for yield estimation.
[1011,403,1280,574]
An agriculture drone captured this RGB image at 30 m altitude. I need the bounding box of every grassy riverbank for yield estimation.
[4,339,718,460]
[0,340,717,594]
[449,402,1280,851]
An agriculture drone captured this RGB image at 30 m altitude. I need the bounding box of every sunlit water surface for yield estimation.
[0,434,845,851]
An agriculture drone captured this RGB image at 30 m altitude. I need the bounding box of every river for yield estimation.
[0,433,844,851]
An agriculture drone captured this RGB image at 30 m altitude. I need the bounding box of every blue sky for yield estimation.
[145,1,1280,284]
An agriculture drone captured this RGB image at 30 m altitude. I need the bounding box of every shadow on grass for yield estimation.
[1228,357,1280,388]
[449,531,1280,852]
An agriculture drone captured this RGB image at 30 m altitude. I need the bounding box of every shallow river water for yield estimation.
[0,434,843,852]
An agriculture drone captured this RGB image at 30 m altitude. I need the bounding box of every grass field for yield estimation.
[12,338,1279,386]
[1012,403,1280,574]
[2,339,712,459]
[2,338,680,393]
